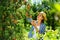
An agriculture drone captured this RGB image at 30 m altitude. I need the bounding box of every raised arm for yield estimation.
[26,12,33,23]
[26,12,38,31]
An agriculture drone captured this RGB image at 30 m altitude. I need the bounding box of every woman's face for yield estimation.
[37,13,43,21]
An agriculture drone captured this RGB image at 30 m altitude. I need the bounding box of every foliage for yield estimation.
[0,0,60,40]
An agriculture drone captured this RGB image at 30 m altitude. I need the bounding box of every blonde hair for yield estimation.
[39,11,47,21]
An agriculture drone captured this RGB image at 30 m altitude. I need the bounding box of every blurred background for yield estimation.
[0,0,60,40]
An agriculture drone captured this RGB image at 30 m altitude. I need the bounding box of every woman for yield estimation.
[26,11,47,40]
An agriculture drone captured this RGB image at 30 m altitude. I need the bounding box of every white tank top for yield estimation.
[33,26,40,38]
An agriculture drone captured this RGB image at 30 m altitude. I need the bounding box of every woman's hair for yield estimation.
[42,19,44,23]
[39,11,47,23]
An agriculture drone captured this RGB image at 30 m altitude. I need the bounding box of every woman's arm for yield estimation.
[26,12,38,32]
[26,12,33,23]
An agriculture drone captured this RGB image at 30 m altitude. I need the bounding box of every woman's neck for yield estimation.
[37,20,41,26]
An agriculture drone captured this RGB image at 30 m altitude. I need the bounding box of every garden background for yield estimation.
[0,0,60,40]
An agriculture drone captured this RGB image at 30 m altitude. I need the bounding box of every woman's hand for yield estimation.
[31,20,37,28]
[31,20,40,32]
